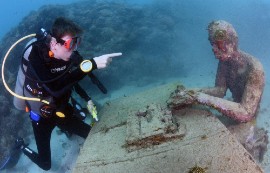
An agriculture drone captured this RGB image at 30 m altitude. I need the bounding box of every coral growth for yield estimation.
[167,84,197,109]
[228,123,268,162]
[188,165,207,173]
[126,103,185,151]
[244,126,268,162]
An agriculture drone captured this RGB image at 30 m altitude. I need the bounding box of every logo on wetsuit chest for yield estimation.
[50,65,66,73]
[26,84,43,96]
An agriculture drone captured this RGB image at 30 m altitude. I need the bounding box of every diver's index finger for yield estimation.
[108,52,122,58]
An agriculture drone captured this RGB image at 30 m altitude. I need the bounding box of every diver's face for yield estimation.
[212,40,235,62]
[52,34,74,61]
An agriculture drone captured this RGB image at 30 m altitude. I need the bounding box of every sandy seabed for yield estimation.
[3,72,270,173]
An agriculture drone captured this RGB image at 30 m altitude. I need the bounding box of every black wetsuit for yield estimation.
[22,41,96,170]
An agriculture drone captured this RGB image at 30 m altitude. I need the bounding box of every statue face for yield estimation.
[212,41,235,61]
[211,29,236,61]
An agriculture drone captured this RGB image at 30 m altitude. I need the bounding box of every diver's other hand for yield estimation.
[87,100,96,113]
[93,53,122,69]
[87,100,98,121]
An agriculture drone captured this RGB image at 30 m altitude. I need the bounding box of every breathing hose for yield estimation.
[1,33,49,105]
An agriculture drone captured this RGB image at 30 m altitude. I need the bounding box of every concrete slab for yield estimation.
[73,83,263,173]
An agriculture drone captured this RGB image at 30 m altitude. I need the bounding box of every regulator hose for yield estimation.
[1,33,49,105]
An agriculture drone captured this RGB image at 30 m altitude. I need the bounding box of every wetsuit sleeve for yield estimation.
[56,51,97,84]
[74,83,91,101]
[27,44,97,98]
[71,51,97,70]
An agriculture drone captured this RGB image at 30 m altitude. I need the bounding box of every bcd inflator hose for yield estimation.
[1,33,49,105]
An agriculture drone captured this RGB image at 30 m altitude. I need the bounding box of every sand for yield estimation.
[3,69,270,172]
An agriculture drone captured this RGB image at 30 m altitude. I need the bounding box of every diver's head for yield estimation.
[208,20,238,61]
[51,17,83,42]
[49,17,83,61]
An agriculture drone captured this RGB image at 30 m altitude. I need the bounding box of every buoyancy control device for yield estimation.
[13,38,36,110]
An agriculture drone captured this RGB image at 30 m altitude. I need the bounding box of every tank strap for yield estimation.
[22,83,31,112]
[22,57,28,66]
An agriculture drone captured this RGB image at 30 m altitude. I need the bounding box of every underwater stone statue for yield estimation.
[168,20,265,123]
[167,20,267,163]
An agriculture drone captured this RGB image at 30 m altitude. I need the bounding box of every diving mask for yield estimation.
[57,37,81,50]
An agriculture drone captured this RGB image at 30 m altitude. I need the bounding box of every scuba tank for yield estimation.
[13,28,52,110]
[13,38,36,110]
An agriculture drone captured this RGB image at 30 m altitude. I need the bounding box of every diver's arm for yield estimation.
[74,83,91,102]
[27,48,83,97]
[57,51,97,85]
[53,52,122,86]
[93,53,122,69]
[55,52,122,94]
[73,83,98,121]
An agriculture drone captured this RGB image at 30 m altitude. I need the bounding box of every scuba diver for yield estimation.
[2,17,122,171]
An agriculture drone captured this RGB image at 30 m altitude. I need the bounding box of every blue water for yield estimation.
[2,0,270,172]
[0,0,79,39]
[2,0,270,67]
[0,0,153,39]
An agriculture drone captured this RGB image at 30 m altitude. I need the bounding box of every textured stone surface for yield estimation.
[125,104,186,152]
[73,83,263,173]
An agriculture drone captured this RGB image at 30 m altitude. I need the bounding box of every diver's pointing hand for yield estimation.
[94,52,122,69]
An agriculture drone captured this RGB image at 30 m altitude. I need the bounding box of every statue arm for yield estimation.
[240,58,265,118]
[196,92,251,122]
[196,60,265,122]
[198,87,226,98]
